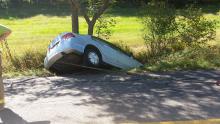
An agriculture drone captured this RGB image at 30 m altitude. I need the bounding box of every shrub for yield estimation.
[177,5,216,46]
[141,1,217,63]
[141,1,178,59]
[95,16,116,40]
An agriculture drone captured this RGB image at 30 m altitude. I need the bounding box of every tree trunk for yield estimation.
[69,0,79,34]
[88,21,95,35]
[71,8,79,34]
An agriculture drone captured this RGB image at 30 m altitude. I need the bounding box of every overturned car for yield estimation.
[44,32,142,73]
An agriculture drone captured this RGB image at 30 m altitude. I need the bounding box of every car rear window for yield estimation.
[49,37,60,49]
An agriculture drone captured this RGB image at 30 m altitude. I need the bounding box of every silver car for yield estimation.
[44,32,142,73]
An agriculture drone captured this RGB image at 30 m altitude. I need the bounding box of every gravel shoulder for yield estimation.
[1,70,220,124]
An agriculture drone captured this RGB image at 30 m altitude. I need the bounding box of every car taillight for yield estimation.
[62,33,75,40]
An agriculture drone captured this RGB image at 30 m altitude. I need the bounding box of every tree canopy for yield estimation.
[69,0,114,35]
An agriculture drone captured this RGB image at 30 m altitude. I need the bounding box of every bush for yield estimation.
[141,1,217,63]
[177,5,216,46]
[95,16,116,40]
[141,1,178,59]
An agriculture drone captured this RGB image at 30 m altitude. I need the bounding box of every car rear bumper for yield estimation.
[44,49,83,70]
[44,52,63,70]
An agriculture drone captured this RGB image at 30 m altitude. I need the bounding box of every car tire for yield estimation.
[84,48,102,67]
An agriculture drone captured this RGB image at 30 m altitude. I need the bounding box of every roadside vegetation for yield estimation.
[0,1,220,77]
[137,1,219,71]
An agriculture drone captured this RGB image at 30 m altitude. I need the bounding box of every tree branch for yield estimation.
[70,0,91,25]
[83,14,91,24]
[69,0,113,35]
[92,0,111,23]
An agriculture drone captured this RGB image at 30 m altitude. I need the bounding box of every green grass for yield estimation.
[0,5,220,77]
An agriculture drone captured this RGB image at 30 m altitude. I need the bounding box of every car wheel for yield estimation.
[84,48,102,67]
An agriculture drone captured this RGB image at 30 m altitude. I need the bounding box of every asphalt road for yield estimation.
[0,70,220,124]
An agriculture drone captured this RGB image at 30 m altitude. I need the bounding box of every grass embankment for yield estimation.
[0,5,220,77]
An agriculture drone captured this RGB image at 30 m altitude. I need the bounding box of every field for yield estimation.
[0,4,220,77]
[0,6,145,52]
[2,16,144,51]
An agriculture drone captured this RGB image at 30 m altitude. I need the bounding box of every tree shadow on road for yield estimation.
[4,70,220,123]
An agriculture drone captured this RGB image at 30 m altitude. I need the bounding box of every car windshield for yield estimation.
[91,36,132,56]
